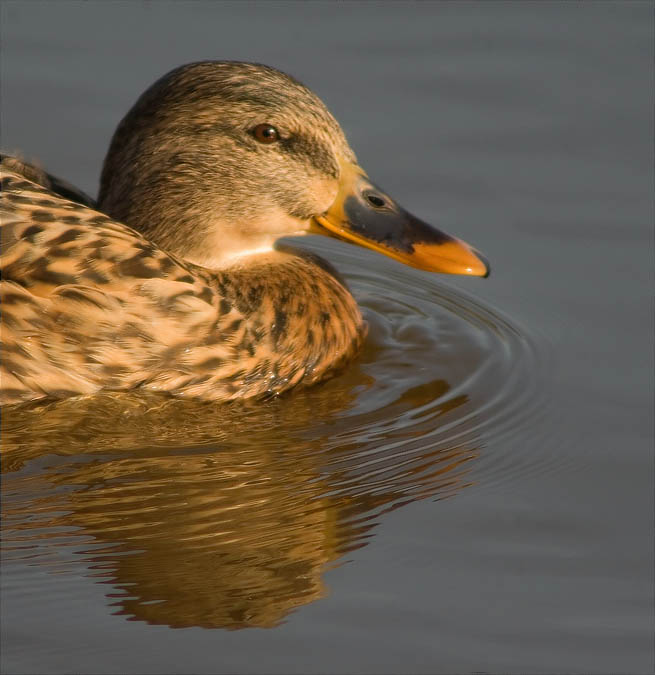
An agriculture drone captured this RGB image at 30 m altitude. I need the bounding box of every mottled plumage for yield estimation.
[1,167,364,404]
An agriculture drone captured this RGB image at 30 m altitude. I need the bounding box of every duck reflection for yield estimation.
[2,365,478,630]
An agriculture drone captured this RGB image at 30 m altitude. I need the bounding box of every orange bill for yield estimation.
[313,159,489,277]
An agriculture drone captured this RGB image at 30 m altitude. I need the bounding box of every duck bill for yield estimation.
[314,160,489,277]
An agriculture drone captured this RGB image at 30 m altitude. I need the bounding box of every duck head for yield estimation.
[98,61,488,276]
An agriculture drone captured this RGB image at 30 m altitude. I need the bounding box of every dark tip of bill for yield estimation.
[477,251,491,278]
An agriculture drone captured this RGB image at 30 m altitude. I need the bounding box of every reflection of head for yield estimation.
[3,377,477,629]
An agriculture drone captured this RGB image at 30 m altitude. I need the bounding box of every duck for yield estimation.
[0,61,489,406]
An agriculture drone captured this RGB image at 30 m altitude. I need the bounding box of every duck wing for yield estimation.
[0,155,96,208]
[1,166,252,405]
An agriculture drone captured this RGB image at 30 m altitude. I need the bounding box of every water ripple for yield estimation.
[2,247,556,629]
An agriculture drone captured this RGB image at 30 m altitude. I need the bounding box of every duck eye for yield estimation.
[252,124,280,144]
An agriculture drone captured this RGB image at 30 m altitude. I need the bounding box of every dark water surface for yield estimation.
[1,2,653,673]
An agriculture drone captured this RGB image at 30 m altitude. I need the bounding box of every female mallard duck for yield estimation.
[0,61,488,405]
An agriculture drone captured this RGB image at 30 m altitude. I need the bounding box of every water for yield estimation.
[1,2,652,673]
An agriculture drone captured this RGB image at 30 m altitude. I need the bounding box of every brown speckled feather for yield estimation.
[1,168,366,405]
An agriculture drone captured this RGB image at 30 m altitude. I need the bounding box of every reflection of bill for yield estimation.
[2,375,478,630]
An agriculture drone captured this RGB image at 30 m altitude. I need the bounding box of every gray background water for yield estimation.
[1,1,653,673]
